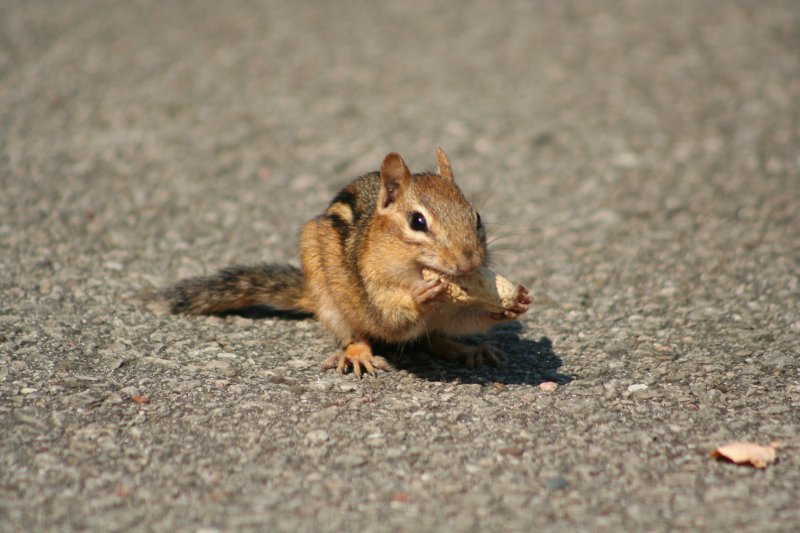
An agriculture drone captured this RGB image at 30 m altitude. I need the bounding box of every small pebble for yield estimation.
[119,386,140,398]
[335,454,367,467]
[464,464,480,474]
[547,476,569,490]
[627,383,648,393]
[499,447,525,457]
[308,380,333,392]
[287,358,309,369]
[305,429,330,444]
[204,360,231,371]
[539,381,559,392]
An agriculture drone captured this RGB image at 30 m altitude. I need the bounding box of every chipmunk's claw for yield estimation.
[517,286,533,306]
[490,310,519,321]
[465,343,503,368]
[411,277,445,306]
[490,285,531,321]
[321,342,389,378]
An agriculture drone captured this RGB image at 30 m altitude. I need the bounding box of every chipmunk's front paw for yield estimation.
[411,277,445,306]
[428,336,504,369]
[490,286,532,321]
[321,341,389,379]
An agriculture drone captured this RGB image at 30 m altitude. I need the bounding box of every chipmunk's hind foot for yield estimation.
[322,341,389,379]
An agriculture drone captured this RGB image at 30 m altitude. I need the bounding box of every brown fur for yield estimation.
[166,264,312,315]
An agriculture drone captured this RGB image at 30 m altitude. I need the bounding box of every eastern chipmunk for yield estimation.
[166,149,531,377]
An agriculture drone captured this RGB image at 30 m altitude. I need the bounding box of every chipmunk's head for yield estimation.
[375,148,487,277]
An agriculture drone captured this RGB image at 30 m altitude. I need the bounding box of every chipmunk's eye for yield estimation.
[409,211,428,232]
[476,212,483,230]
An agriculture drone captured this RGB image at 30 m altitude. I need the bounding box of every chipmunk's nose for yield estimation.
[456,250,480,274]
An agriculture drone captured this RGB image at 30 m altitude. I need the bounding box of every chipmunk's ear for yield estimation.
[379,152,411,208]
[436,147,454,181]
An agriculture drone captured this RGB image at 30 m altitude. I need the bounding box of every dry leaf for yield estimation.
[130,395,151,404]
[710,441,780,468]
[391,491,412,503]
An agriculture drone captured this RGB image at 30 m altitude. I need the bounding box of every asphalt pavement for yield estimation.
[1,1,799,531]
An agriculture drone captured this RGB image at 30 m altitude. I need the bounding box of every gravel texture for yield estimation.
[2,1,799,532]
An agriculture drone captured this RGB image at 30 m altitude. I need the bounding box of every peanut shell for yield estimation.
[421,266,521,313]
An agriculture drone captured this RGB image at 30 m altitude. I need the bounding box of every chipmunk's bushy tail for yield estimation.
[166,264,313,315]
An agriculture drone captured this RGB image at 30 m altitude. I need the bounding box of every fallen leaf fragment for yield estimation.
[710,441,780,468]
[391,491,412,503]
[130,395,151,404]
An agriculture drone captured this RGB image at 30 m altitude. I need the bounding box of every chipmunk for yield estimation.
[165,148,531,377]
